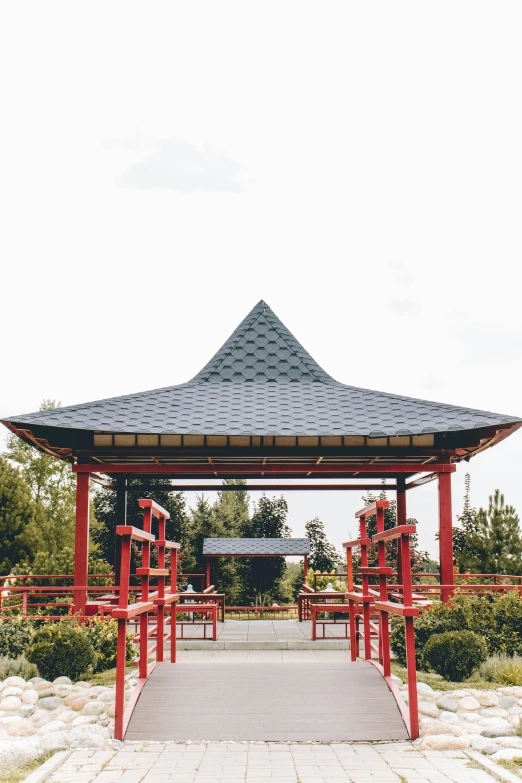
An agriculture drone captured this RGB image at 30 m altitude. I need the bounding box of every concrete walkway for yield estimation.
[176,619,350,650]
[48,742,499,783]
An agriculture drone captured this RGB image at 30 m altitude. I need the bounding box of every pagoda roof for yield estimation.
[203,537,310,556]
[2,301,521,446]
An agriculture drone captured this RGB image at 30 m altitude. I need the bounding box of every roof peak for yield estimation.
[191,301,335,384]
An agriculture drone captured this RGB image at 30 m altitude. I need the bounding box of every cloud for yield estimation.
[388,297,420,316]
[104,132,248,194]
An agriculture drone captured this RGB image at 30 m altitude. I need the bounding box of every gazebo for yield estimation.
[2,300,521,613]
[203,537,311,584]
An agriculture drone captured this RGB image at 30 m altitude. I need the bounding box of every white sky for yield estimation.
[1,2,521,559]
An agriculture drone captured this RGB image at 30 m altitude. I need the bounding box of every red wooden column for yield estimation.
[303,555,308,584]
[396,478,406,587]
[74,472,90,614]
[438,472,454,602]
[206,559,211,588]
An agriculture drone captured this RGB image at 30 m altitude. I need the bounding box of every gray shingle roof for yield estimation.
[203,538,311,556]
[3,301,521,438]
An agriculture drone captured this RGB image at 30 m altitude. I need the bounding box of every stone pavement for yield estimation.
[48,741,500,783]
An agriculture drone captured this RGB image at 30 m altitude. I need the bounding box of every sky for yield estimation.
[0,2,521,559]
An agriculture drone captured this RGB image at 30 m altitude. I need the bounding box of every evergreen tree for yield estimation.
[241,496,290,603]
[464,490,522,575]
[356,486,428,574]
[5,400,76,554]
[453,473,480,572]
[305,517,340,572]
[0,456,39,572]
[92,479,191,572]
[187,495,243,602]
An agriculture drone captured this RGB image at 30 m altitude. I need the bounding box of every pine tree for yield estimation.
[453,473,480,572]
[305,517,340,572]
[465,490,522,575]
[0,456,39,572]
[241,496,290,604]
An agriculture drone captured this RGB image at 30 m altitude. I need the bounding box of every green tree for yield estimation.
[92,479,191,573]
[5,400,76,555]
[305,516,340,572]
[187,495,243,602]
[453,473,481,572]
[464,490,522,575]
[0,456,39,572]
[241,496,290,604]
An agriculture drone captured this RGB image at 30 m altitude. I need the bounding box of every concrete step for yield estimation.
[176,639,351,650]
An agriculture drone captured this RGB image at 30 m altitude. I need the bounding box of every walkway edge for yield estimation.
[20,750,72,783]
[466,750,521,783]
[177,640,350,650]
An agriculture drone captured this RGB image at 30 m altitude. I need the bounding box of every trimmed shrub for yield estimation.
[26,621,95,681]
[82,617,135,673]
[0,654,39,680]
[0,617,35,658]
[478,654,522,686]
[424,630,488,681]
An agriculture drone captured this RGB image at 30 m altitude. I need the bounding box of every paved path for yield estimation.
[49,742,499,783]
[125,660,408,742]
[176,619,349,647]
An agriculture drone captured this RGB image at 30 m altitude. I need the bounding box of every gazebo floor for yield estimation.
[125,660,408,742]
[176,619,351,650]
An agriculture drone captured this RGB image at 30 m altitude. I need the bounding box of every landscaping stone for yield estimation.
[459,696,481,710]
[470,736,499,754]
[72,715,98,727]
[4,676,28,689]
[38,720,67,735]
[34,681,52,691]
[477,692,500,707]
[38,730,70,753]
[97,691,116,703]
[70,696,91,711]
[0,737,39,767]
[19,705,34,719]
[36,688,55,699]
[419,718,462,737]
[481,726,514,738]
[439,710,460,725]
[21,689,39,705]
[491,748,522,762]
[462,713,482,723]
[82,701,105,716]
[418,733,471,750]
[53,676,72,686]
[39,696,62,710]
[436,696,458,712]
[502,696,518,709]
[417,682,436,700]
[3,686,24,698]
[418,700,439,718]
[480,707,510,718]
[495,736,522,749]
[7,718,36,737]
[0,696,22,711]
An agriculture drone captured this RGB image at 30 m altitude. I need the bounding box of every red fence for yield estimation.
[344,500,420,739]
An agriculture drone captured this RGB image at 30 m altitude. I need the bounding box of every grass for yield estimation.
[497,758,522,778]
[0,752,53,783]
[79,664,135,687]
[477,655,522,686]
[391,662,495,691]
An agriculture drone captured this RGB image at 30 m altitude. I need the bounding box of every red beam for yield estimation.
[138,498,170,519]
[73,463,456,475]
[372,525,417,543]
[355,500,390,518]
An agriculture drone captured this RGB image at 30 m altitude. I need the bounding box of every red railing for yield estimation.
[344,501,420,740]
[112,499,180,740]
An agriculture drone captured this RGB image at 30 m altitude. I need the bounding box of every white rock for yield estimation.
[510,687,522,698]
[494,736,522,749]
[4,676,27,689]
[58,710,77,723]
[53,676,72,686]
[67,724,110,748]
[470,736,499,754]
[436,696,459,712]
[7,719,36,737]
[0,696,22,711]
[2,686,23,698]
[439,711,460,725]
[420,718,462,737]
[38,720,67,735]
[0,737,39,767]
[38,730,70,753]
[418,700,439,718]
[72,715,98,727]
[97,691,116,703]
[459,696,481,711]
[477,692,500,707]
[492,748,522,762]
[461,713,482,723]
[480,708,510,719]
[417,682,437,700]
[21,689,39,705]
[419,734,471,750]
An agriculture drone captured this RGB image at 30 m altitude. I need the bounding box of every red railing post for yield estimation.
[73,472,90,615]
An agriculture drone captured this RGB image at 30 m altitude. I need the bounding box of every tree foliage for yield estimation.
[241,496,290,603]
[305,516,340,573]
[0,456,39,573]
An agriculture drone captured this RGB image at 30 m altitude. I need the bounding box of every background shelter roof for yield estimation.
[203,537,311,556]
[3,301,520,444]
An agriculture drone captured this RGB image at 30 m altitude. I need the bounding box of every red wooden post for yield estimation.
[360,518,372,660]
[438,472,454,603]
[139,506,152,680]
[206,559,211,588]
[73,472,90,615]
[156,516,166,663]
[171,548,178,593]
[396,478,406,587]
[303,555,308,584]
[346,547,353,592]
[114,618,128,739]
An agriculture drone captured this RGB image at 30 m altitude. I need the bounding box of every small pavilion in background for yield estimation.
[2,300,521,612]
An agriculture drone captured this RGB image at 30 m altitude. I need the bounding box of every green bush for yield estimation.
[424,630,488,681]
[82,617,135,673]
[0,654,39,680]
[26,621,96,681]
[0,617,35,658]
[391,592,522,671]
[478,654,522,686]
